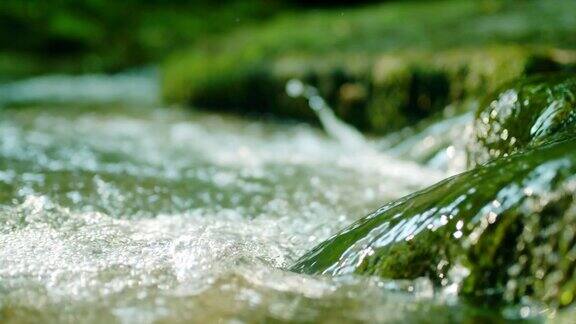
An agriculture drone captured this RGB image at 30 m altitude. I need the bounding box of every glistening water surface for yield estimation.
[0,90,476,323]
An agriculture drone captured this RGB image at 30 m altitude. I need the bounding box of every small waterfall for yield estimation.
[286,79,368,150]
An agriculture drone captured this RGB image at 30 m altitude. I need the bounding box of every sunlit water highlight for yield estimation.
[0,76,472,323]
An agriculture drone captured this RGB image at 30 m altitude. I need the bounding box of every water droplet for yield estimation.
[286,79,304,97]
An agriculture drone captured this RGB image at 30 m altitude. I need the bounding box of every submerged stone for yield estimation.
[292,75,576,308]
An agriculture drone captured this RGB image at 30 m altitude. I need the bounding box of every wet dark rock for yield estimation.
[293,137,576,307]
[292,75,576,308]
[470,74,576,166]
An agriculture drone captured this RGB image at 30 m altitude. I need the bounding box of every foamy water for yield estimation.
[0,102,458,322]
[0,74,474,322]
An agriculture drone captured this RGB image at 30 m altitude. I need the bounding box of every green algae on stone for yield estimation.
[292,137,576,307]
[164,46,576,134]
[471,74,576,166]
[367,62,451,134]
[292,75,576,307]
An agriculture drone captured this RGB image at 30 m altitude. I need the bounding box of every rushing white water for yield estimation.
[0,75,466,323]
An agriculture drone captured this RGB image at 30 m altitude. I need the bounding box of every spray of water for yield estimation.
[285,78,446,184]
[286,79,473,176]
[286,79,369,150]
[0,74,453,323]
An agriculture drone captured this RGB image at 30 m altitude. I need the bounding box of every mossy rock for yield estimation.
[367,59,451,133]
[291,75,576,308]
[164,45,576,134]
[293,135,576,308]
[470,74,576,166]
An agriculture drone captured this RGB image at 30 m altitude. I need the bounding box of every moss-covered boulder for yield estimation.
[364,47,568,133]
[470,74,576,166]
[165,46,576,134]
[291,75,576,308]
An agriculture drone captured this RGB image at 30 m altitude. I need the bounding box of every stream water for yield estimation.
[0,74,492,323]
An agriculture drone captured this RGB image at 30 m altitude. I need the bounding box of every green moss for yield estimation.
[293,136,576,307]
[368,58,451,133]
[0,0,287,77]
[470,74,576,165]
[165,44,576,134]
[291,75,576,308]
[346,47,574,133]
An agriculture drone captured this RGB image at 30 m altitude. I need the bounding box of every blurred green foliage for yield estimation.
[0,0,288,78]
[0,0,397,78]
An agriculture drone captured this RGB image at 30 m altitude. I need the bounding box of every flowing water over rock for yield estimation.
[0,77,465,323]
[4,72,573,322]
[292,74,576,320]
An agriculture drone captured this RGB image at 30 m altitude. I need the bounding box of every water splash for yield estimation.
[286,78,471,176]
[0,87,450,323]
[285,78,445,188]
[286,79,368,150]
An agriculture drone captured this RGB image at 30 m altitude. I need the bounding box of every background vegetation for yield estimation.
[0,0,387,79]
[162,0,576,133]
